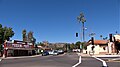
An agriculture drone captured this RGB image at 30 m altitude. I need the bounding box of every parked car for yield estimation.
[57,50,64,54]
[52,50,59,55]
[42,51,49,56]
[48,50,59,55]
[48,50,54,55]
[72,49,80,52]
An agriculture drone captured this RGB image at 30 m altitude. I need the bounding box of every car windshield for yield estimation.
[54,51,57,53]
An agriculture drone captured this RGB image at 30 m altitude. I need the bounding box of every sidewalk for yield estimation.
[78,53,120,57]
[93,54,120,58]
[77,53,90,57]
[108,58,120,61]
[77,53,120,61]
[80,53,90,57]
[93,54,120,62]
[0,54,42,60]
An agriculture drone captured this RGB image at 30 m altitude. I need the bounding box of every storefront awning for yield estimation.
[5,47,35,50]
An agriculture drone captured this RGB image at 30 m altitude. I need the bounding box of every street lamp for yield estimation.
[77,12,86,42]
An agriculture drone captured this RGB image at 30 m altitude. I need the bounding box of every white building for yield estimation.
[86,40,115,55]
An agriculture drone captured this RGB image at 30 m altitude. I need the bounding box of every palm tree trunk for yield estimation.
[82,22,85,42]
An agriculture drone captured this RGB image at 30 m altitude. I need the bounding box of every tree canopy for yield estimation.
[22,29,27,42]
[22,29,36,44]
[0,24,14,44]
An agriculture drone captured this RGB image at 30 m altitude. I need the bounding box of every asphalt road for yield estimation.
[0,53,78,67]
[0,53,120,67]
[77,56,102,67]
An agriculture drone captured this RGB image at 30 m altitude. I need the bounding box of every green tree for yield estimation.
[70,43,75,50]
[0,24,14,53]
[22,30,36,44]
[63,43,67,52]
[3,27,14,41]
[28,31,36,44]
[0,24,14,43]
[103,37,108,40]
[75,41,87,49]
[82,42,87,50]
[28,31,33,42]
[75,41,81,49]
[77,12,86,41]
[100,35,103,40]
[22,29,27,42]
[0,24,3,44]
[37,42,45,47]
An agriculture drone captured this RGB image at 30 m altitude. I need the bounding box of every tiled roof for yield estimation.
[94,40,108,45]
[86,40,109,46]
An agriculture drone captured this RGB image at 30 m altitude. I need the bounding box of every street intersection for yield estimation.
[0,53,119,67]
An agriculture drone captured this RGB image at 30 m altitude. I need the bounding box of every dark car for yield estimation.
[42,51,49,56]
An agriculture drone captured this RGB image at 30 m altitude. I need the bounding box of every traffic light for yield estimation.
[91,37,94,45]
[76,33,78,37]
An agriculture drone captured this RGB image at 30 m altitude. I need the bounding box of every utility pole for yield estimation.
[89,32,95,55]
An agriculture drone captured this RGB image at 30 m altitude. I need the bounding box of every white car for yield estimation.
[72,49,80,52]
[48,51,54,55]
[48,50,59,55]
[57,50,64,54]
[52,50,59,55]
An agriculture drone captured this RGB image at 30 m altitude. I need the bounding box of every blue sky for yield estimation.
[0,0,119,43]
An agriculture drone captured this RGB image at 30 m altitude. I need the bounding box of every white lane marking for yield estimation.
[72,62,80,67]
[79,55,81,63]
[92,56,108,67]
[72,53,81,67]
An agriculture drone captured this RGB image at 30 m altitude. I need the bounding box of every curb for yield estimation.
[93,55,120,58]
[1,55,42,60]
[108,58,120,62]
[77,53,90,57]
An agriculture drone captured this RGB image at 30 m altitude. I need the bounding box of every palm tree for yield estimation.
[28,31,33,42]
[100,35,103,40]
[22,29,27,42]
[77,12,86,41]
[103,37,108,40]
